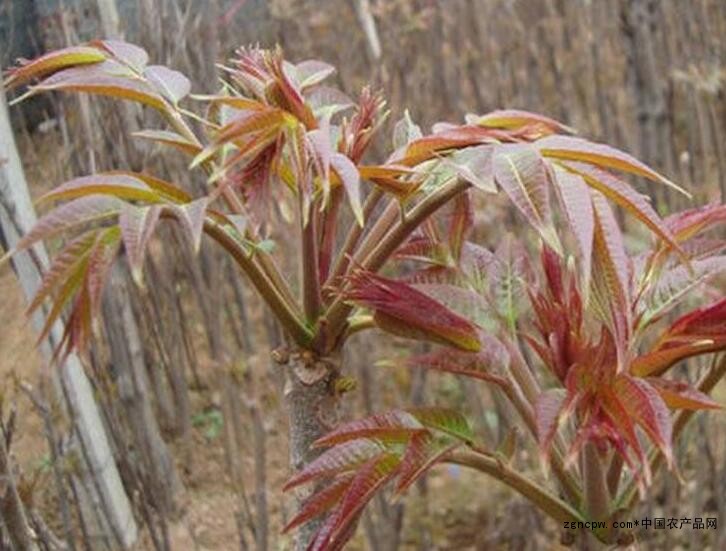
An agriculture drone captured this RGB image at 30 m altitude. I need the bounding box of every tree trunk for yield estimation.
[285,356,340,550]
[0,85,138,548]
[621,0,671,207]
[103,261,181,516]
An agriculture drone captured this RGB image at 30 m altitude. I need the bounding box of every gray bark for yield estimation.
[0,86,138,548]
[285,358,339,550]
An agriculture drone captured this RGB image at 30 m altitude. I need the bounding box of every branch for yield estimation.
[301,196,322,322]
[363,178,469,273]
[203,219,313,346]
[498,371,582,505]
[448,447,584,524]
[582,442,610,523]
[161,103,303,334]
[324,178,470,344]
[329,187,383,284]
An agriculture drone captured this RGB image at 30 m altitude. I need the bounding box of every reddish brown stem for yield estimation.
[324,178,470,346]
[329,187,383,283]
[301,196,322,322]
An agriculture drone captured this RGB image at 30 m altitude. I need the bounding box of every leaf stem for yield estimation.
[606,453,624,498]
[324,178,469,345]
[582,443,610,519]
[301,195,322,322]
[203,219,313,346]
[161,104,303,330]
[498,369,582,504]
[448,447,584,524]
[363,179,469,273]
[328,187,383,283]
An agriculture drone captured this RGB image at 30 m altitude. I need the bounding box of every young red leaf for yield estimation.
[593,393,646,480]
[614,374,674,469]
[358,165,420,197]
[557,161,680,254]
[55,284,93,362]
[308,454,400,551]
[93,39,148,72]
[471,109,575,135]
[209,107,286,148]
[632,299,726,376]
[192,94,267,112]
[35,253,89,347]
[666,297,726,337]
[125,171,192,203]
[536,135,689,197]
[410,283,490,327]
[265,49,317,128]
[551,164,594,294]
[143,65,191,104]
[26,230,99,316]
[313,410,425,448]
[534,389,566,461]
[344,269,481,352]
[528,245,586,381]
[16,195,123,252]
[405,336,509,386]
[664,202,726,242]
[170,197,209,253]
[31,60,166,110]
[646,378,722,410]
[591,193,631,366]
[212,126,282,184]
[493,144,561,253]
[395,233,449,267]
[403,266,464,287]
[394,431,459,494]
[396,125,498,167]
[282,475,354,534]
[447,191,473,260]
[37,173,164,205]
[283,439,385,491]
[85,228,122,317]
[4,46,106,88]
[119,203,163,283]
[198,108,289,175]
[330,153,363,226]
[406,407,474,443]
[309,512,363,551]
[35,227,120,351]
